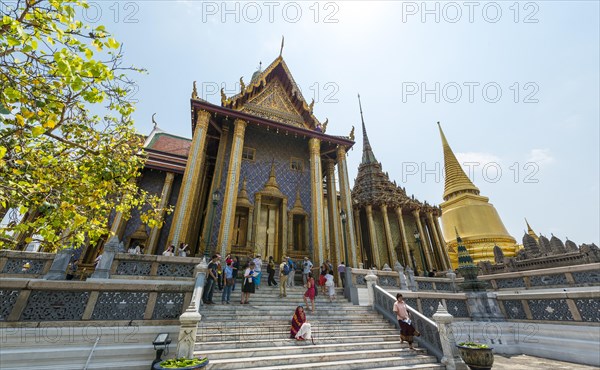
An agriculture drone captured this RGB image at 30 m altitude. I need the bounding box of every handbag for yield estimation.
[226,278,235,285]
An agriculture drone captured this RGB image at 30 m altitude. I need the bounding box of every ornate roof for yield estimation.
[438,122,480,201]
[351,98,430,211]
[220,56,323,131]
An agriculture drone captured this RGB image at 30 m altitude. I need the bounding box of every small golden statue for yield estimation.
[220,88,227,104]
[191,81,198,99]
[349,125,355,141]
[240,76,245,92]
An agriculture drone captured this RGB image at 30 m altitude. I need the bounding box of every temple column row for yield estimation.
[325,159,341,271]
[365,204,381,268]
[168,110,211,248]
[395,207,411,268]
[217,119,247,258]
[381,205,397,267]
[413,209,433,271]
[336,145,357,267]
[146,172,175,254]
[434,216,452,269]
[309,138,325,264]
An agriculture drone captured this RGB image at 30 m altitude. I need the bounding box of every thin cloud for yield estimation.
[527,149,554,167]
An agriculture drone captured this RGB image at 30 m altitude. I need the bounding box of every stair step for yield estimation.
[195,334,401,349]
[196,340,405,359]
[197,328,398,342]
[207,351,437,370]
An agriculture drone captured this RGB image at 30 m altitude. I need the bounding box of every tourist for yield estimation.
[287,257,296,287]
[290,306,312,342]
[232,256,239,291]
[393,293,419,350]
[241,261,257,304]
[217,260,223,291]
[253,254,263,289]
[319,263,328,294]
[325,270,335,302]
[221,260,234,304]
[279,257,289,298]
[94,252,103,267]
[202,254,219,304]
[66,259,78,280]
[162,245,175,256]
[267,256,278,287]
[303,272,316,313]
[178,243,189,257]
[338,261,346,288]
[302,257,313,285]
[326,259,333,273]
[128,244,140,254]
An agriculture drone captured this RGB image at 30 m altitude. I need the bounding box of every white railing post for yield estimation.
[176,300,202,358]
[432,303,468,370]
[365,269,378,308]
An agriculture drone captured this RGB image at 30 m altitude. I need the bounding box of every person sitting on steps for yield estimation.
[290,305,312,343]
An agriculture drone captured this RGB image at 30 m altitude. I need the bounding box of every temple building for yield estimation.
[101,52,359,268]
[351,99,451,273]
[437,123,519,268]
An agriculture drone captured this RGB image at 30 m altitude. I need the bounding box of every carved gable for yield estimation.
[239,78,307,128]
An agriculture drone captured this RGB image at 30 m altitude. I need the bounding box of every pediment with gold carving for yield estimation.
[240,79,306,128]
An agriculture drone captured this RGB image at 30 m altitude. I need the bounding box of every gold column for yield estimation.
[413,209,433,271]
[395,207,411,268]
[200,125,230,255]
[109,211,127,241]
[252,194,262,253]
[365,204,381,268]
[281,198,288,260]
[434,216,452,269]
[325,159,341,271]
[146,172,175,254]
[336,145,358,267]
[168,110,210,247]
[426,212,446,270]
[309,138,325,263]
[217,119,247,258]
[352,207,362,265]
[381,205,397,266]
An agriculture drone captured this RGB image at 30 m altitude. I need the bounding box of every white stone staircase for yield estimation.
[195,285,444,369]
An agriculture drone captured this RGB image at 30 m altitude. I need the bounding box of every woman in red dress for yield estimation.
[303,272,316,313]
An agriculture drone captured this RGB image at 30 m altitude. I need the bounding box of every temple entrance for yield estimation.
[255,198,283,262]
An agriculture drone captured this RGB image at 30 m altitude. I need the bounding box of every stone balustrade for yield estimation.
[0,277,194,324]
[110,253,204,280]
[0,250,54,278]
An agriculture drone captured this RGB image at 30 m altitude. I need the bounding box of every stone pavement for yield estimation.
[492,354,599,369]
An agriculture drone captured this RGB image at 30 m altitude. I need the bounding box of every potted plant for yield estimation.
[153,357,209,370]
[456,341,494,370]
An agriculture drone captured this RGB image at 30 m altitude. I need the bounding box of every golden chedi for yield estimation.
[437,123,518,268]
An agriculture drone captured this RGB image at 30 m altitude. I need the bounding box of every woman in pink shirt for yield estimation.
[393,293,418,350]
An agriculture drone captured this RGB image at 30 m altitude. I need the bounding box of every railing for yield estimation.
[0,250,54,278]
[110,253,203,279]
[0,277,193,323]
[373,285,443,361]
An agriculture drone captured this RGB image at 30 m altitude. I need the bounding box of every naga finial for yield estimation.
[349,125,355,141]
[220,88,227,104]
[322,118,328,133]
[240,76,245,92]
[308,98,314,112]
[152,113,158,128]
[191,81,198,99]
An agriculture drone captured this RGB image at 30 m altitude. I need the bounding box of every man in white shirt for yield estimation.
[302,257,313,286]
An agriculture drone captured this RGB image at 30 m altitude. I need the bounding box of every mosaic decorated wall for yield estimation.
[212,124,313,254]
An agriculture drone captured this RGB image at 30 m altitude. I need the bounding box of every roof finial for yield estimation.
[152,113,158,128]
[191,81,198,99]
[279,35,284,57]
[358,94,377,164]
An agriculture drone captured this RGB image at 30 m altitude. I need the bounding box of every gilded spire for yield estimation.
[438,122,480,200]
[525,218,539,242]
[358,94,378,164]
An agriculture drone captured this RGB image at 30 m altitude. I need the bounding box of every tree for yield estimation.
[0,0,165,251]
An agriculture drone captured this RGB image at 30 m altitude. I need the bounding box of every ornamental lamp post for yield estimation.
[340,209,351,299]
[414,230,428,275]
[204,190,220,261]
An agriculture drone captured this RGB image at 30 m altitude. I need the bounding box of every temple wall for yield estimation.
[212,125,313,255]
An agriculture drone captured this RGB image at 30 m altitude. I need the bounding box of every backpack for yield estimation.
[283,264,290,275]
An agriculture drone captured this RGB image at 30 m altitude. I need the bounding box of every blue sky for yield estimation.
[100,1,598,244]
